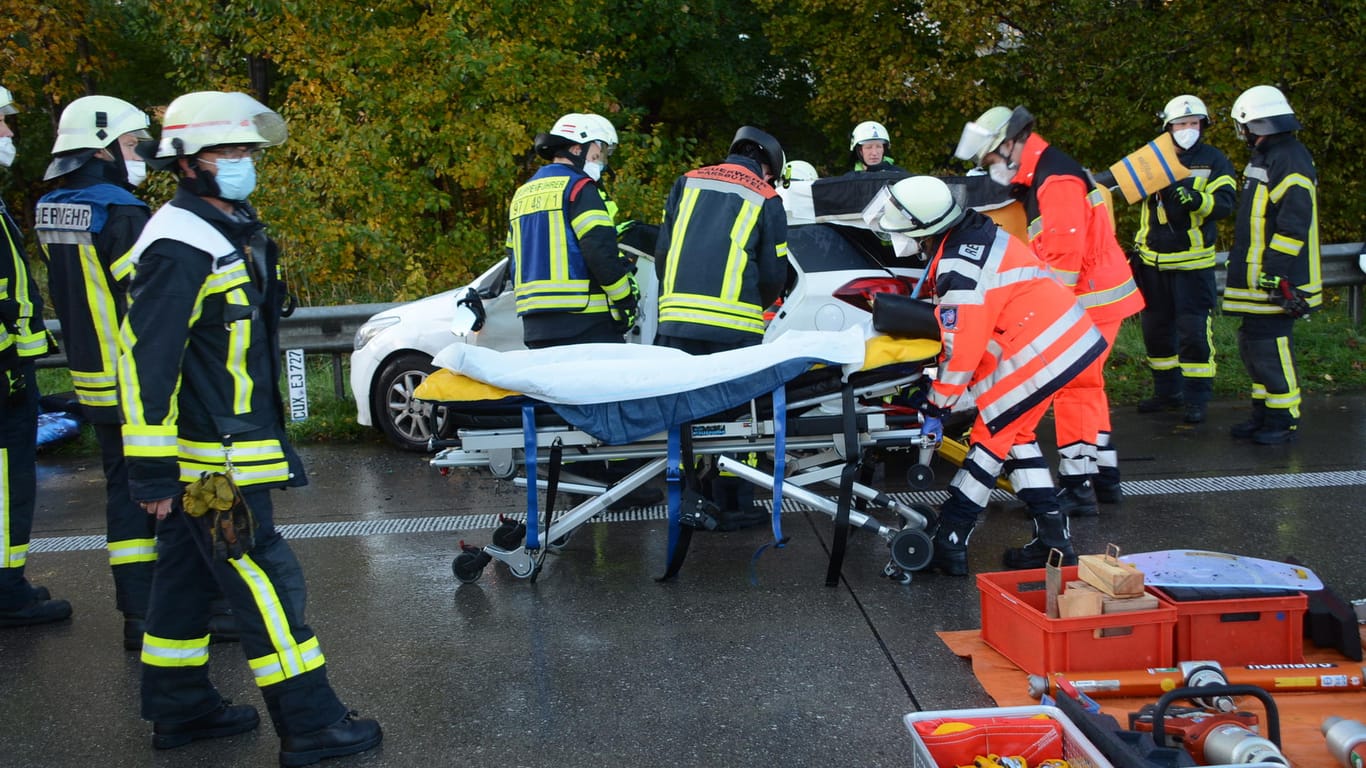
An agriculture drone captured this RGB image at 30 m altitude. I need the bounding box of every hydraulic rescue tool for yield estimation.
[1130,684,1289,766]
[1322,716,1366,768]
[1028,660,1365,701]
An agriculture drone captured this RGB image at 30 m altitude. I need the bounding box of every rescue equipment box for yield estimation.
[978,567,1177,675]
[904,705,1112,768]
[1150,586,1307,665]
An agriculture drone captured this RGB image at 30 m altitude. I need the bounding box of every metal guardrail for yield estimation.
[36,243,1366,393]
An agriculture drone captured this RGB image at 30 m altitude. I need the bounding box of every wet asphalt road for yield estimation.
[3,395,1365,767]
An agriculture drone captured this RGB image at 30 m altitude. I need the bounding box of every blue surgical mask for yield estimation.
[210,156,257,200]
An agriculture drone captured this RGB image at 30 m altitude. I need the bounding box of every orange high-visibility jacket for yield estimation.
[1013,133,1144,325]
[925,211,1107,434]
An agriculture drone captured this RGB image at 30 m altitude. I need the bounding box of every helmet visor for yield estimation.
[953,120,997,165]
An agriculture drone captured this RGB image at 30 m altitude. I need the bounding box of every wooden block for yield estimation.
[1058,588,1104,618]
[1101,593,1160,614]
[1078,550,1145,598]
[1065,580,1160,614]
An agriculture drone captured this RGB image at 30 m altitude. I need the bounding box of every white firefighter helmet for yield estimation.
[880,176,965,237]
[52,95,151,154]
[1160,94,1209,127]
[582,113,618,155]
[0,86,16,116]
[548,113,614,146]
[783,159,819,183]
[954,105,1035,166]
[45,95,152,180]
[536,112,615,159]
[156,91,287,159]
[1231,85,1300,136]
[850,120,890,151]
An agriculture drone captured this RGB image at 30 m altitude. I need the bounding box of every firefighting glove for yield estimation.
[183,472,257,560]
[3,364,25,406]
[1259,274,1313,318]
[610,273,641,333]
[610,302,638,334]
[1173,183,1203,211]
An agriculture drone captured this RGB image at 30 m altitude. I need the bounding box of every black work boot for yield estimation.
[1138,369,1183,413]
[279,711,383,767]
[152,700,260,749]
[1183,379,1212,424]
[1056,478,1099,517]
[921,520,975,577]
[1002,511,1077,570]
[1253,411,1297,445]
[0,596,73,628]
[1229,402,1267,439]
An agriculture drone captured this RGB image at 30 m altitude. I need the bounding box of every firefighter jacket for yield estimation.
[1135,140,1237,271]
[1222,133,1321,317]
[923,210,1107,435]
[507,163,635,336]
[1,197,50,367]
[117,188,305,504]
[654,154,789,347]
[35,176,149,421]
[1011,133,1144,325]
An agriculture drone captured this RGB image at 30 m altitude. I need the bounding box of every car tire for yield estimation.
[373,353,450,452]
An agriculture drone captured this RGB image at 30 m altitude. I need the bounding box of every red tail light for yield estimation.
[832,276,918,312]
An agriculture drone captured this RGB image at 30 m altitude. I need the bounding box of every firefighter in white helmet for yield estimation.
[116,91,382,762]
[849,120,904,173]
[1132,95,1237,425]
[1222,85,1319,444]
[1,85,73,627]
[871,176,1105,575]
[509,112,640,347]
[34,95,161,646]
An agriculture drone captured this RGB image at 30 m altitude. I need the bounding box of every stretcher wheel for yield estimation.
[889,528,933,572]
[452,551,486,583]
[901,502,937,533]
[905,463,934,489]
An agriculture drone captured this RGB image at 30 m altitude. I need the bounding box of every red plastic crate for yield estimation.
[978,566,1177,675]
[1150,587,1307,665]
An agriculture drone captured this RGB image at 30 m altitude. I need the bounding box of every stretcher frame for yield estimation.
[430,367,945,585]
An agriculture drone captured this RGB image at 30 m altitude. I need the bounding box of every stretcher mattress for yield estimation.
[415,329,940,444]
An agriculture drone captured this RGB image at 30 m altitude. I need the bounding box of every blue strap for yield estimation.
[665,425,682,561]
[770,384,787,544]
[522,405,540,550]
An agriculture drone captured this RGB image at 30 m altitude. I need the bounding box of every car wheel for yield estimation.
[374,353,449,452]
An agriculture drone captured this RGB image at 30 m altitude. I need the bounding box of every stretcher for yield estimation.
[415,327,949,585]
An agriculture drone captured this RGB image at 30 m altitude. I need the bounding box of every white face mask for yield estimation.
[124,160,147,187]
[583,161,605,182]
[1172,127,1201,150]
[0,137,15,168]
[988,161,1015,186]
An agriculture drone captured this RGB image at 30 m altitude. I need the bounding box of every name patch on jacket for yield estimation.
[939,305,959,330]
[35,202,94,231]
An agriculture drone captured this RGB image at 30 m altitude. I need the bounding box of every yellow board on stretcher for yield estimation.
[982,201,1027,244]
[937,437,1014,492]
[1109,132,1190,204]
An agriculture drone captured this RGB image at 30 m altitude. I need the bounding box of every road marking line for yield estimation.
[29,469,1366,553]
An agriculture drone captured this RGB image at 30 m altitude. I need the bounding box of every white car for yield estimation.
[351,174,1012,450]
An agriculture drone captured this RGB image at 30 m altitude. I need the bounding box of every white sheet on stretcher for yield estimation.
[430,327,868,406]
